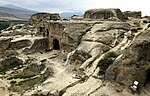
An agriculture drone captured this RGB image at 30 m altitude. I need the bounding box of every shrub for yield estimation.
[97,51,117,73]
[10,80,17,84]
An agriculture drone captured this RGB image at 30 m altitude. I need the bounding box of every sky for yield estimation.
[0,0,150,16]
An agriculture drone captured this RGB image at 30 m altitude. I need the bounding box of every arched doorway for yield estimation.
[53,39,60,50]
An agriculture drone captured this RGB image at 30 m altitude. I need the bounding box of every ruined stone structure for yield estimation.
[47,21,94,53]
[29,13,61,35]
[84,8,127,21]
[123,11,142,18]
[30,8,129,53]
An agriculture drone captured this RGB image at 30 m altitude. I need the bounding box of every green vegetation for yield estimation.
[8,76,45,92]
[97,51,117,73]
[0,21,10,31]
[7,68,36,80]
[0,62,20,74]
[8,73,35,80]
[10,80,17,84]
[0,20,28,31]
[77,31,87,46]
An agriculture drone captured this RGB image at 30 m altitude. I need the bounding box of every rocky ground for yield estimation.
[1,12,150,96]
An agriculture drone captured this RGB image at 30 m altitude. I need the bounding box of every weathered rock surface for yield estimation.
[124,11,141,18]
[71,15,84,20]
[48,21,95,52]
[84,8,127,21]
[29,13,61,25]
[10,39,32,50]
[105,29,150,86]
[0,37,11,53]
[66,21,131,75]
[1,8,150,96]
[22,38,49,54]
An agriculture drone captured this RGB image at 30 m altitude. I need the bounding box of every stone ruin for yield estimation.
[84,8,127,21]
[29,13,61,25]
[123,11,142,18]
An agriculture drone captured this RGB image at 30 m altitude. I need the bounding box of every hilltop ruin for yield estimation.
[1,8,150,96]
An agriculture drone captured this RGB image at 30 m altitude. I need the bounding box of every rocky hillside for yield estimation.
[0,5,36,21]
[1,8,150,96]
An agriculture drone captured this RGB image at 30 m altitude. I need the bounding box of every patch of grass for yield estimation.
[8,76,44,92]
[0,62,19,74]
[7,68,36,80]
[8,73,35,80]
[104,51,117,59]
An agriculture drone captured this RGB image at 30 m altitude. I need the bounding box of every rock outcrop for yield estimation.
[48,21,95,53]
[84,8,127,21]
[10,39,32,50]
[29,13,61,25]
[105,29,150,87]
[1,8,150,96]
[124,11,142,19]
[0,37,11,54]
[65,21,131,77]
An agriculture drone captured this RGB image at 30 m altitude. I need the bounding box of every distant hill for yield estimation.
[60,12,83,19]
[0,4,37,21]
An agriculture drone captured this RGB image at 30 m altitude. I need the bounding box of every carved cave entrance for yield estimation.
[53,39,60,50]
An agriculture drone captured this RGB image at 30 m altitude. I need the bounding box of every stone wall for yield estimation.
[84,8,127,21]
[47,21,94,53]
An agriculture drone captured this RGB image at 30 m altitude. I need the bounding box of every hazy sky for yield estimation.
[0,0,150,16]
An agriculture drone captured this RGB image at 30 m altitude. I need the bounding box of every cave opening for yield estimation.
[53,39,60,50]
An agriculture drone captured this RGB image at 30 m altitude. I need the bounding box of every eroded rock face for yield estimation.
[29,13,61,25]
[84,8,127,21]
[71,15,84,20]
[48,21,94,53]
[105,29,150,86]
[123,11,141,18]
[22,38,49,54]
[66,21,131,74]
[0,37,11,54]
[10,39,32,50]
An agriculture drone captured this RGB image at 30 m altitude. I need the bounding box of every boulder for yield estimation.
[84,8,127,21]
[105,29,150,86]
[0,37,11,54]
